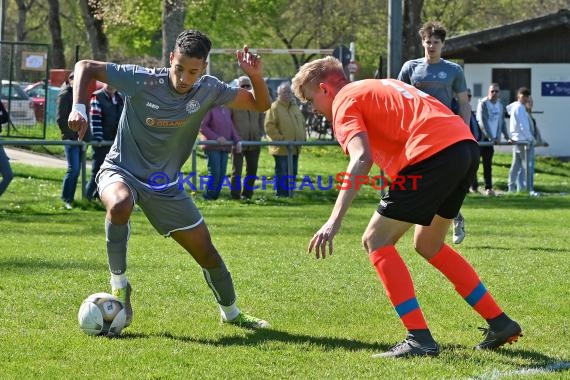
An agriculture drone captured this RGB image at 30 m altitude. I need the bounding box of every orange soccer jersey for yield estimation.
[332,78,475,179]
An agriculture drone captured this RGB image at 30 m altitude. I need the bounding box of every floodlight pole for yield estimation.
[0,0,5,41]
[388,0,403,78]
[349,42,356,82]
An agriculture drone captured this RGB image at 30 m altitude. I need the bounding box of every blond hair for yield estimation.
[291,56,345,102]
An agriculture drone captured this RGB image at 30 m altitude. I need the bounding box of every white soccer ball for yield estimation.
[77,292,126,337]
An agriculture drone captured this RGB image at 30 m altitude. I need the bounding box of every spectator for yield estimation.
[292,56,522,358]
[526,96,548,148]
[264,82,306,197]
[200,105,242,200]
[397,21,469,244]
[230,76,265,200]
[460,89,483,193]
[67,30,270,329]
[475,84,509,196]
[56,72,80,210]
[506,87,534,193]
[86,83,124,201]
[524,95,548,196]
[0,101,13,197]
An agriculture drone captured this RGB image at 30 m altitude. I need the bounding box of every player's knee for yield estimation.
[361,237,369,252]
[362,229,399,254]
[413,239,440,259]
[106,197,133,223]
[413,241,424,255]
[362,231,381,253]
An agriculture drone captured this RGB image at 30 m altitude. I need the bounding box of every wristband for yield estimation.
[72,103,88,121]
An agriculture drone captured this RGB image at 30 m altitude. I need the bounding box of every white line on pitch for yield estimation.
[469,361,570,379]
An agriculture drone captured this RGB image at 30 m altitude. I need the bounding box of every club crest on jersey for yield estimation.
[186,100,200,114]
[437,71,448,79]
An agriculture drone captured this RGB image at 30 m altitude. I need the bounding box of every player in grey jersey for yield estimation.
[398,21,470,246]
[68,30,271,329]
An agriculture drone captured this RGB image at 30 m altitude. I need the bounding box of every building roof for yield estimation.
[442,9,570,63]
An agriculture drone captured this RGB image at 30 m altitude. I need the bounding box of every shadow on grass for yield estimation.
[0,257,98,271]
[469,245,570,254]
[462,195,569,210]
[198,191,568,210]
[121,328,389,353]
[118,331,567,370]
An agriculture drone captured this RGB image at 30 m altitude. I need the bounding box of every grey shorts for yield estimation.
[97,167,204,236]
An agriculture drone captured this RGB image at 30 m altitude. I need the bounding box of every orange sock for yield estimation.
[428,244,502,319]
[370,246,428,330]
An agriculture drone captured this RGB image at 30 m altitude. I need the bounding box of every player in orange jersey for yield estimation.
[292,56,522,358]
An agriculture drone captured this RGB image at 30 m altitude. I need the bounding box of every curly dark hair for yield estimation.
[174,30,212,59]
[419,21,447,42]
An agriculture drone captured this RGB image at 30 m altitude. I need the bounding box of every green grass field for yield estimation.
[0,146,569,379]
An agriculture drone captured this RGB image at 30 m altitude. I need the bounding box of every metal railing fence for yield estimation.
[0,139,541,199]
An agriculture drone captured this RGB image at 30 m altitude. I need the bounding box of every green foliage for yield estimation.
[97,0,163,61]
[4,1,570,78]
[422,0,570,35]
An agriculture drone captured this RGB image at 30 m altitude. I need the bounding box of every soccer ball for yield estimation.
[77,292,126,337]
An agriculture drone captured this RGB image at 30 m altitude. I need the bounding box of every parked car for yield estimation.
[24,81,60,123]
[1,80,36,126]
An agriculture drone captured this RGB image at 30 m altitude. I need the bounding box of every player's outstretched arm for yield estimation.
[308,132,373,259]
[68,60,108,140]
[229,46,271,113]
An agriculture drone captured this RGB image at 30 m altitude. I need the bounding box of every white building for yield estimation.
[443,9,570,158]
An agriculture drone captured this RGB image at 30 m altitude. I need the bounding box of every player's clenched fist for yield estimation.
[68,104,89,140]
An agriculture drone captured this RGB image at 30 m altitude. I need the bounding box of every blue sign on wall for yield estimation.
[541,82,570,96]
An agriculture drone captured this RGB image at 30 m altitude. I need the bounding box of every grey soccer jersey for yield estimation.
[101,63,238,185]
[397,58,467,109]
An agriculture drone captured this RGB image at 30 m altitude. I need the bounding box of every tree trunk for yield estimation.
[14,0,28,41]
[162,0,186,66]
[47,0,66,68]
[402,0,424,61]
[78,0,108,61]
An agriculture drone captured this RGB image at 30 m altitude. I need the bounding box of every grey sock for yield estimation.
[202,263,236,307]
[106,218,130,275]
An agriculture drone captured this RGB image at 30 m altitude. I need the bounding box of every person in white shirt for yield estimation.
[476,83,509,196]
[506,87,534,192]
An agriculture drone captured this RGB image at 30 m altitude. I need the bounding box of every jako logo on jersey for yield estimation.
[186,100,200,114]
[146,101,159,110]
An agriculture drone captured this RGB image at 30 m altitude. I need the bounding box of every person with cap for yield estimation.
[264,82,306,197]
